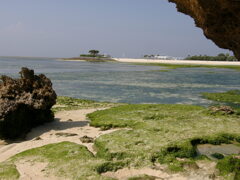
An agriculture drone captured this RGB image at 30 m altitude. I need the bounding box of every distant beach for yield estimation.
[114,58,240,66]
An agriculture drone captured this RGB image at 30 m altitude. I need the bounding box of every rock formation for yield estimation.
[169,0,240,60]
[0,67,57,139]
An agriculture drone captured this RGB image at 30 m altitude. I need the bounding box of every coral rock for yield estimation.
[209,105,235,115]
[0,67,57,139]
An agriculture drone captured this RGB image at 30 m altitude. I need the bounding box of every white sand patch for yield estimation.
[103,167,170,180]
[114,58,240,66]
[16,160,61,180]
[103,163,223,180]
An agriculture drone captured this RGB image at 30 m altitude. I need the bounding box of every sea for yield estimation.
[0,57,239,106]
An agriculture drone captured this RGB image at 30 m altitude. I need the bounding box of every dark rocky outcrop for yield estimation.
[209,105,235,115]
[169,0,240,60]
[80,136,94,143]
[0,67,57,139]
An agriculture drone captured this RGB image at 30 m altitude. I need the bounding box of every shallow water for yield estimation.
[197,144,240,159]
[0,57,240,105]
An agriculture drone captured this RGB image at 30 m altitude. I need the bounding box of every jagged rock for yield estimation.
[34,136,43,141]
[169,0,240,60]
[0,67,57,139]
[55,132,78,137]
[209,105,235,115]
[80,136,94,143]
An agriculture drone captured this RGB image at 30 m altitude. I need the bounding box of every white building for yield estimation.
[144,54,179,60]
[154,55,172,60]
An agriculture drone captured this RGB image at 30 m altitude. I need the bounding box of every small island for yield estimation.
[62,50,115,62]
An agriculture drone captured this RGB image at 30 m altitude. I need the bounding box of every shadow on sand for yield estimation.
[3,118,89,144]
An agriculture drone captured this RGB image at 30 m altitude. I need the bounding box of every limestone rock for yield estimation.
[80,136,94,143]
[209,105,235,115]
[169,0,240,60]
[0,67,57,139]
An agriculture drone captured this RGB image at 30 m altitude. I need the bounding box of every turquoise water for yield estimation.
[0,57,239,105]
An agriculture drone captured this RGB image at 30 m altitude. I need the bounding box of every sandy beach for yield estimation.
[114,58,240,66]
[0,108,123,163]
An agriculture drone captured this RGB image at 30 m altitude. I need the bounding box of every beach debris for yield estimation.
[0,67,57,139]
[0,140,7,145]
[209,105,235,115]
[34,137,43,141]
[55,132,78,137]
[80,136,94,143]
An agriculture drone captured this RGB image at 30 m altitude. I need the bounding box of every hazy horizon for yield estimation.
[0,0,232,58]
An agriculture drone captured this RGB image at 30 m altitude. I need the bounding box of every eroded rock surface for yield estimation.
[169,0,240,60]
[0,67,57,139]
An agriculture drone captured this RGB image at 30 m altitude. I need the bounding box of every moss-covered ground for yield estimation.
[52,96,119,112]
[1,142,116,180]
[216,156,240,179]
[202,90,240,114]
[0,162,20,180]
[202,90,240,105]
[132,63,240,71]
[1,92,240,179]
[89,104,240,168]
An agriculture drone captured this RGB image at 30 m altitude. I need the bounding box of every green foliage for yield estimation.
[89,50,100,56]
[76,49,112,61]
[79,50,103,58]
[0,163,20,180]
[216,156,240,179]
[80,54,102,58]
[185,53,237,61]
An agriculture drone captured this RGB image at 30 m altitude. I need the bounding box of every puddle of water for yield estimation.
[197,144,240,159]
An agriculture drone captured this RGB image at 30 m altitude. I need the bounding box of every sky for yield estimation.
[0,0,232,58]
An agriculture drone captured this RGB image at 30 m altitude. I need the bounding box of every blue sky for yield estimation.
[0,0,231,58]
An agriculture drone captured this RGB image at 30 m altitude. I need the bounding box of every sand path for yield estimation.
[0,108,118,163]
[103,161,222,180]
[15,160,61,180]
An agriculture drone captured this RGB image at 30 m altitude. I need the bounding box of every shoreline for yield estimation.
[60,57,115,62]
[114,58,240,66]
